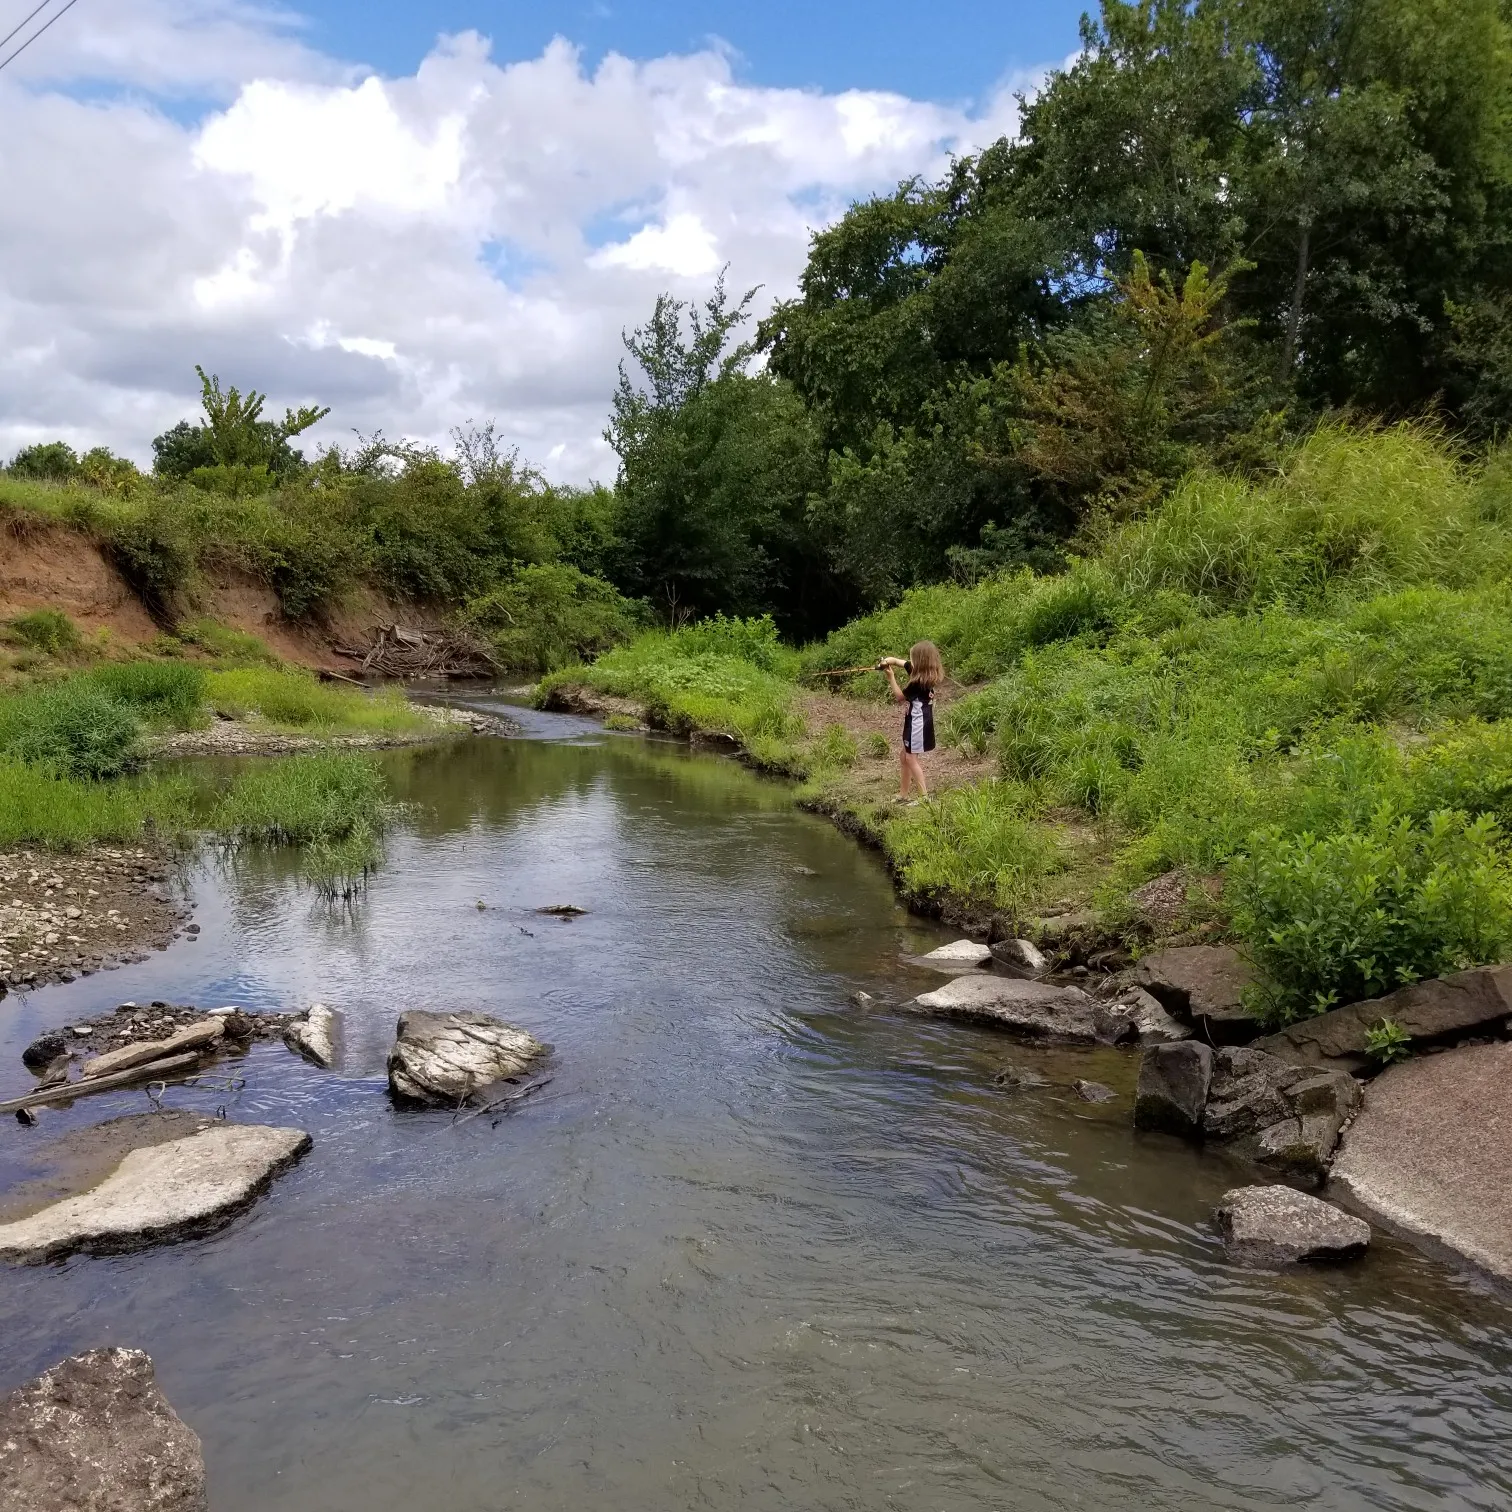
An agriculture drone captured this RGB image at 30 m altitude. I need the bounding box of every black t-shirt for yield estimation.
[901,680,935,753]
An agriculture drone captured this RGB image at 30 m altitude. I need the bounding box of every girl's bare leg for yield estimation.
[898,748,912,798]
[905,753,928,798]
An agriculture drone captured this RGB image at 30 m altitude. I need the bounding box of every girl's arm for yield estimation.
[879,657,908,705]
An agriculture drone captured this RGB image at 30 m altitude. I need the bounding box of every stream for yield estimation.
[2,701,1512,1510]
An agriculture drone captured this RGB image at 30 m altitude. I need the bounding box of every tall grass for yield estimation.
[205,666,429,734]
[0,681,142,779]
[0,759,189,849]
[212,752,393,893]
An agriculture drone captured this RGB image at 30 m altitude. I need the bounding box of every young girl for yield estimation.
[878,640,943,801]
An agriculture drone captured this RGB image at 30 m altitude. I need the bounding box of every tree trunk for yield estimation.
[1280,217,1312,380]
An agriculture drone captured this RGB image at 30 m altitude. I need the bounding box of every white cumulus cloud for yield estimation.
[0,3,1048,482]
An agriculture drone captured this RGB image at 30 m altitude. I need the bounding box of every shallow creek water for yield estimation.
[3,702,1512,1510]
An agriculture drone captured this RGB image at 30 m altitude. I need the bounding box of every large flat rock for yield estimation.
[0,1117,311,1263]
[387,1010,548,1105]
[1330,1043,1512,1281]
[910,976,1098,1041]
[0,1347,206,1512]
[1256,964,1512,1070]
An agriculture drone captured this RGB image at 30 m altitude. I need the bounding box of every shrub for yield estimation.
[4,608,81,657]
[675,613,793,673]
[0,682,142,779]
[1364,1018,1412,1065]
[1229,809,1512,1024]
[468,563,640,672]
[175,619,279,665]
[85,662,206,727]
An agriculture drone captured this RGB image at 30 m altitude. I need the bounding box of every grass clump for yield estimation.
[885,782,1063,913]
[4,608,82,657]
[175,619,279,664]
[84,662,207,727]
[0,759,188,849]
[0,681,142,779]
[213,752,392,893]
[205,666,429,734]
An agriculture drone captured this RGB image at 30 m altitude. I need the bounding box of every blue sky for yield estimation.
[302,1,1091,102]
[0,0,1094,478]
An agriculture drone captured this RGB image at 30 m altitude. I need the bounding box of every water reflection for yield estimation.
[0,720,1509,1511]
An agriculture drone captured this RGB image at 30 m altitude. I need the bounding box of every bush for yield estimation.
[468,563,640,673]
[4,608,81,656]
[85,662,206,727]
[175,619,279,665]
[0,682,141,779]
[1229,809,1512,1023]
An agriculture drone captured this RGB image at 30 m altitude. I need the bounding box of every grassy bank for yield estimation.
[0,629,434,890]
[543,424,1512,1025]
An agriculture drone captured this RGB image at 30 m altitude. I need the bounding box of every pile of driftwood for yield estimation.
[336,624,499,679]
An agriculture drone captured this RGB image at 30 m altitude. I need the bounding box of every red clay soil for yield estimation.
[0,522,434,672]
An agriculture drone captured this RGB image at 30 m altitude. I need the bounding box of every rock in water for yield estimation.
[1074,1079,1116,1104]
[1093,987,1191,1046]
[21,1030,70,1073]
[0,1347,206,1512]
[0,1122,311,1264]
[989,937,1050,975]
[284,1004,340,1069]
[910,976,1098,1041]
[1214,1185,1370,1267]
[913,939,993,969]
[79,1020,224,1080]
[1134,1041,1213,1136]
[387,1010,548,1105]
[1330,1042,1512,1281]
[1133,945,1260,1043]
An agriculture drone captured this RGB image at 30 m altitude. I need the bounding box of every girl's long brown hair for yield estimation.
[908,640,943,689]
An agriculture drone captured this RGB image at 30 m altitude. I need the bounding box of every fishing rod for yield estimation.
[802,662,896,679]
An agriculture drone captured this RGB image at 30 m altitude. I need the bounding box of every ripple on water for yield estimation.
[1,722,1510,1511]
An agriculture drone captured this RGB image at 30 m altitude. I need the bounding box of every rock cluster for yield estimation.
[21,1001,303,1074]
[0,848,187,992]
[0,1347,207,1512]
[147,704,518,759]
[1133,945,1260,1044]
[1214,1185,1371,1267]
[1135,1041,1362,1181]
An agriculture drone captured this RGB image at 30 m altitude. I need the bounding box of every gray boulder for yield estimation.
[910,976,1098,1041]
[989,937,1050,975]
[0,1347,206,1511]
[388,1010,548,1105]
[1134,945,1261,1043]
[914,939,993,969]
[1255,964,1512,1071]
[1093,987,1191,1046]
[1214,1185,1370,1267]
[283,1004,340,1069]
[1204,1047,1361,1182]
[1330,1042,1512,1282]
[1134,1041,1213,1136]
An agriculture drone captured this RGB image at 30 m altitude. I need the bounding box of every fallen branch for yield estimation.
[451,1075,554,1125]
[0,1052,205,1116]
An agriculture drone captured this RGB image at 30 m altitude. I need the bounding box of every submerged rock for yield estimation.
[21,1031,69,1073]
[1133,945,1260,1043]
[0,1346,206,1512]
[1214,1185,1370,1267]
[1330,1042,1512,1281]
[0,1120,311,1263]
[911,976,1098,1041]
[387,1010,548,1105]
[1074,1079,1116,1104]
[283,1004,340,1069]
[992,1063,1050,1092]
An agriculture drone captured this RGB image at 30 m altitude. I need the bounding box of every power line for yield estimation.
[0,0,83,77]
[0,0,55,54]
